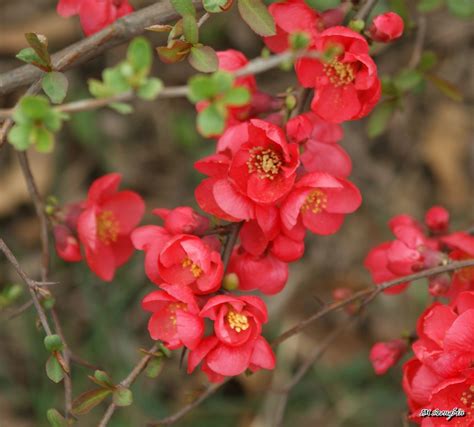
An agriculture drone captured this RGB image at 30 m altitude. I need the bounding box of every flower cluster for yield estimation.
[52,1,409,384]
[366,207,474,424]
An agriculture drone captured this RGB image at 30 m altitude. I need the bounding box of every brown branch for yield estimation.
[5,299,34,320]
[97,343,159,427]
[354,0,379,21]
[221,222,243,272]
[0,1,204,96]
[408,15,427,69]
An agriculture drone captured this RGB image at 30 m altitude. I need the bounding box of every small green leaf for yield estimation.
[425,74,463,102]
[417,0,443,13]
[158,342,172,358]
[156,40,191,64]
[381,77,400,98]
[289,32,310,50]
[88,370,114,388]
[44,335,64,352]
[25,33,51,69]
[46,355,65,383]
[367,101,396,138]
[393,69,423,92]
[223,87,251,106]
[145,357,164,378]
[71,388,112,416]
[188,46,219,73]
[203,0,233,13]
[8,124,33,150]
[112,386,133,407]
[137,78,163,100]
[19,96,50,120]
[43,110,67,132]
[446,0,474,18]
[417,51,438,72]
[211,71,234,93]
[42,72,69,104]
[16,47,49,69]
[183,14,199,44]
[197,103,226,136]
[237,0,276,36]
[170,0,196,16]
[46,409,68,427]
[88,79,113,99]
[127,37,152,73]
[110,102,133,114]
[31,127,54,153]
[188,75,214,102]
[103,68,130,94]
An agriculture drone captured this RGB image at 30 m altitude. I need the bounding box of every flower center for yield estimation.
[323,58,355,87]
[246,146,282,180]
[226,310,249,333]
[181,257,203,278]
[301,189,328,214]
[168,302,187,326]
[97,210,119,245]
[460,385,474,411]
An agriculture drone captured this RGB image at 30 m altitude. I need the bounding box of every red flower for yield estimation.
[76,173,145,281]
[296,27,381,123]
[264,0,322,53]
[54,225,82,262]
[152,207,209,235]
[281,172,361,236]
[370,339,407,375]
[425,206,450,234]
[187,295,275,381]
[369,12,404,43]
[57,0,133,36]
[227,246,290,295]
[286,112,344,145]
[195,120,300,222]
[142,284,204,350]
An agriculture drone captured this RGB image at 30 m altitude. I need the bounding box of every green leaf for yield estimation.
[188,46,219,73]
[393,69,423,92]
[43,110,67,132]
[222,87,251,106]
[381,77,400,98]
[145,357,164,378]
[237,0,276,36]
[446,0,474,18]
[289,32,311,50]
[197,103,226,137]
[31,127,54,153]
[88,370,114,388]
[71,388,112,416]
[25,33,51,69]
[46,355,64,383]
[19,96,50,120]
[425,74,463,102]
[367,101,396,138]
[8,124,33,150]
[127,37,152,73]
[417,51,438,72]
[188,75,214,102]
[44,335,64,352]
[156,40,191,64]
[417,0,443,13]
[46,409,68,427]
[211,71,234,93]
[88,79,113,99]
[112,386,133,407]
[183,14,199,44]
[16,47,49,69]
[42,72,68,104]
[110,102,133,114]
[103,68,131,94]
[137,78,163,100]
[203,0,233,13]
[170,0,196,16]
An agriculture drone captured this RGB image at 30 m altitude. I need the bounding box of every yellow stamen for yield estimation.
[246,146,282,180]
[181,257,203,278]
[323,58,355,87]
[301,189,328,214]
[96,210,119,245]
[226,310,249,333]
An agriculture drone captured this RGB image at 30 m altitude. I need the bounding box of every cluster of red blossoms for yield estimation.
[52,0,413,387]
[367,207,474,424]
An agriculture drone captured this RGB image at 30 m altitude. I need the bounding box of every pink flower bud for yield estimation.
[425,206,450,233]
[370,339,407,375]
[369,12,404,43]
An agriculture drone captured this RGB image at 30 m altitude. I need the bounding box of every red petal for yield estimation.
[57,0,80,17]
[249,336,275,371]
[101,191,145,234]
[206,340,254,376]
[176,310,204,350]
[187,336,219,373]
[302,210,345,235]
[87,173,121,204]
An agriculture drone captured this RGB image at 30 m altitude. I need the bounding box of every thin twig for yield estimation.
[221,222,243,272]
[408,15,427,69]
[354,0,379,20]
[97,343,159,427]
[5,299,34,320]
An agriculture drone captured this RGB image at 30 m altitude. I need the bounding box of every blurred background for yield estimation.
[0,0,473,426]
